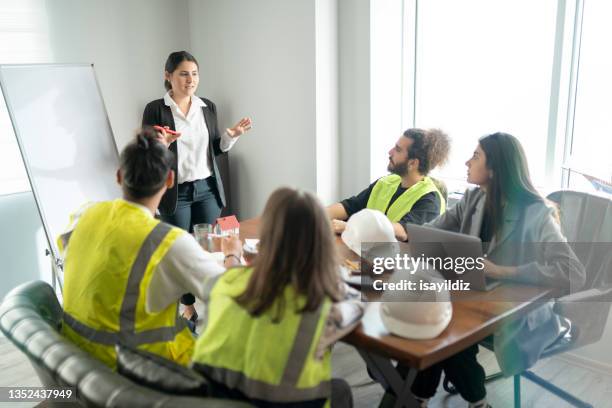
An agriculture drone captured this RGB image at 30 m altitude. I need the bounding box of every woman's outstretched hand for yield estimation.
[227,117,253,138]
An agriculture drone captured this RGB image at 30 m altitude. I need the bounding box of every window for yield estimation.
[412,0,559,192]
[566,1,612,196]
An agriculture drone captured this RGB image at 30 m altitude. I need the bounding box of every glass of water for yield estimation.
[193,223,215,251]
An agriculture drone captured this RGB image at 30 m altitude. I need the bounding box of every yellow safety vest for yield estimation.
[58,199,194,369]
[366,175,446,222]
[192,267,333,405]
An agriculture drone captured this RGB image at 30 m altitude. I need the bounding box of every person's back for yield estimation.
[191,188,363,408]
[192,267,333,405]
[62,199,192,368]
[58,127,237,369]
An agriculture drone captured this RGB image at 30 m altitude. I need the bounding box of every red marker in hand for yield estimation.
[153,125,179,135]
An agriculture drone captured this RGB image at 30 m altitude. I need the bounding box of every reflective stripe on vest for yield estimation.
[62,222,186,346]
[61,200,192,368]
[366,175,445,222]
[193,305,330,402]
[192,268,332,403]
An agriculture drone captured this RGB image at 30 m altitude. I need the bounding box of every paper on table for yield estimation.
[336,302,365,327]
[340,265,362,286]
[244,238,260,254]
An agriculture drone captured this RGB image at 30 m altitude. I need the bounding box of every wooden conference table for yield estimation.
[238,218,557,408]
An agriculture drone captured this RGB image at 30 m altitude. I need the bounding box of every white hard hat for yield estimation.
[379,269,453,340]
[341,209,396,256]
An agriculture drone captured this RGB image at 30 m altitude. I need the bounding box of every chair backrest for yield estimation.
[430,177,449,206]
[0,281,252,408]
[547,190,612,349]
[547,190,612,289]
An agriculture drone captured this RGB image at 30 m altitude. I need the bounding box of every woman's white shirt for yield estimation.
[163,92,238,184]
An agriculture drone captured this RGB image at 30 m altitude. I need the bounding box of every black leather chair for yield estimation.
[0,280,253,407]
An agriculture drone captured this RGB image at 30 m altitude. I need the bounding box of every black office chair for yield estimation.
[0,280,253,407]
[444,190,612,408]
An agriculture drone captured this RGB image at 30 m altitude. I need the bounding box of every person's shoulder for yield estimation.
[217,266,252,289]
[144,98,165,109]
[197,96,216,109]
[143,99,166,116]
[413,190,438,205]
[460,186,485,203]
[463,186,484,196]
[379,174,401,183]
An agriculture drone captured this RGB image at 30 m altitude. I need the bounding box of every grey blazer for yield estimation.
[426,187,586,375]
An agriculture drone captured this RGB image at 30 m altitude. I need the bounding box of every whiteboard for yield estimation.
[0,64,121,266]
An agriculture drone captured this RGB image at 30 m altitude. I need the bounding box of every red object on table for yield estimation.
[216,215,240,235]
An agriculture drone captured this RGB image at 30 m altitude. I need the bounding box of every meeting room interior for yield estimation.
[0,1,611,407]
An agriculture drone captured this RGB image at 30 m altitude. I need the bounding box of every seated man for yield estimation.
[328,128,450,241]
[58,127,242,369]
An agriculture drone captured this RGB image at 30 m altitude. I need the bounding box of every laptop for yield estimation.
[405,224,500,291]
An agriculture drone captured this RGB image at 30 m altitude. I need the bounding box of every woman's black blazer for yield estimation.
[142,97,227,215]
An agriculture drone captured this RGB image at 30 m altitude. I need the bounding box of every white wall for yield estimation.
[0,192,51,299]
[0,0,192,291]
[568,308,612,369]
[44,0,191,150]
[370,0,404,180]
[338,0,371,198]
[315,0,339,206]
[188,0,318,218]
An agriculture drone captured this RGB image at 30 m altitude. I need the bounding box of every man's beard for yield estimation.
[388,159,408,176]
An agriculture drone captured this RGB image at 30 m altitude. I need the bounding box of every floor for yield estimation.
[2,332,611,408]
[331,342,612,407]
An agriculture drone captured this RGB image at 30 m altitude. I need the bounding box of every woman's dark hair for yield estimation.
[119,126,175,199]
[164,51,199,91]
[235,188,341,321]
[403,128,451,175]
[479,132,546,238]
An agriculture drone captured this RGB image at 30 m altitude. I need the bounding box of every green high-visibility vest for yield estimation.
[366,175,445,222]
[60,200,193,369]
[192,267,333,405]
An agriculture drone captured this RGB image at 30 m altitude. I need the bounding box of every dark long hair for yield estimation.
[479,132,545,238]
[164,51,199,91]
[119,127,175,199]
[235,188,341,320]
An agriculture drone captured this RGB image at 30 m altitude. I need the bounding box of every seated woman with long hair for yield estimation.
[385,132,586,408]
[191,187,364,408]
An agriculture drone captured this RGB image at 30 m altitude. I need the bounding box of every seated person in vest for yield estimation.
[58,127,243,369]
[327,128,450,241]
[191,187,364,408]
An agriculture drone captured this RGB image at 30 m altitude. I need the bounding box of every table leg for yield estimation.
[356,349,419,408]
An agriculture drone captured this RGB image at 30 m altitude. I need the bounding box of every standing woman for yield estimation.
[143,50,252,322]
